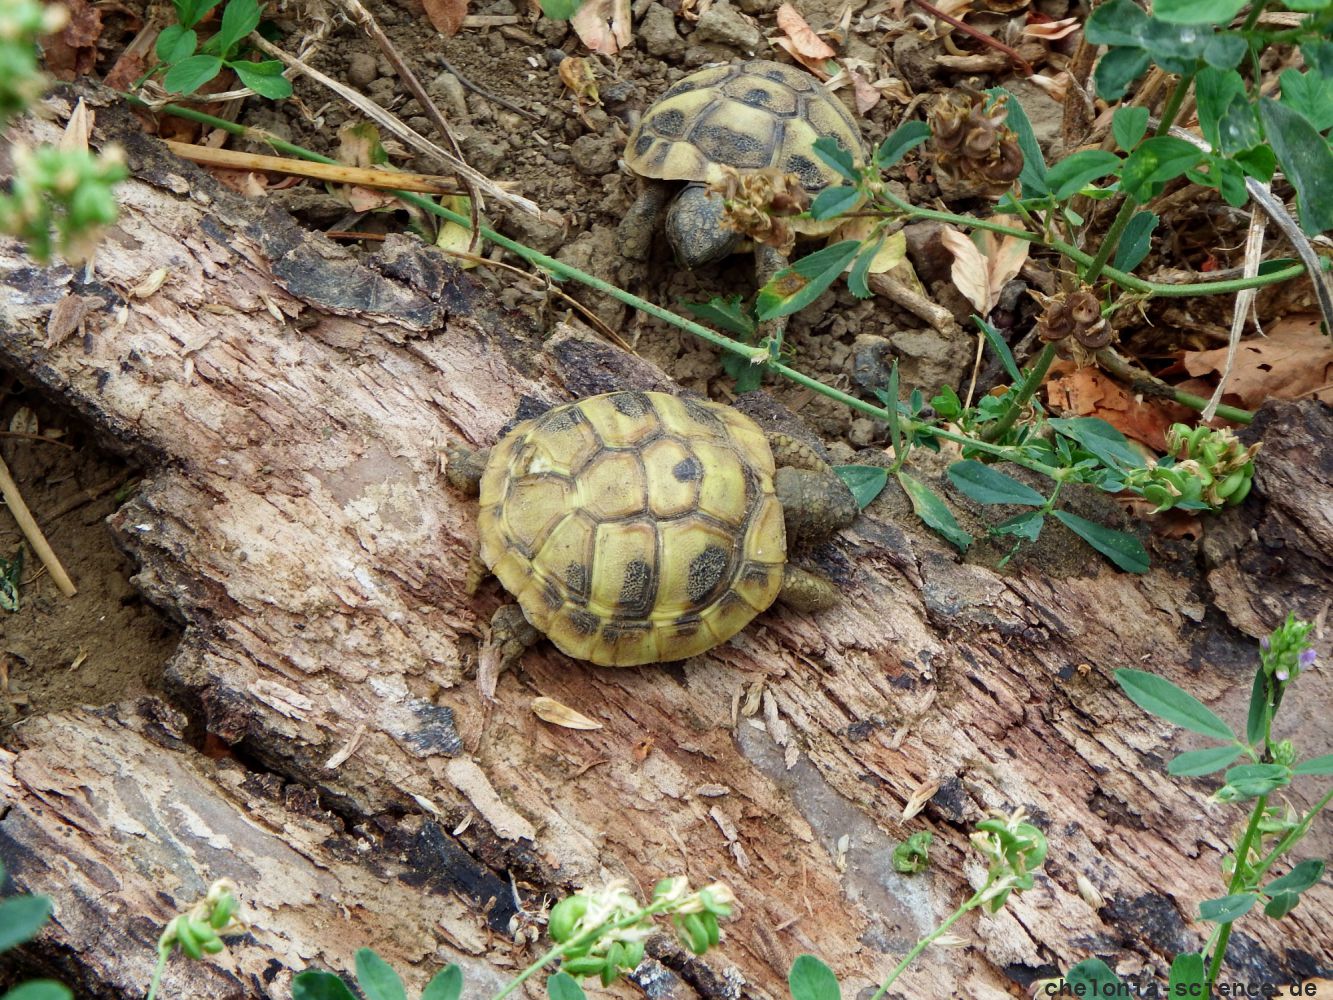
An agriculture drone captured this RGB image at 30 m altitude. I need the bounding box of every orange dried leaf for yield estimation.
[1022,16,1080,40]
[424,0,470,35]
[1180,315,1333,407]
[776,3,836,59]
[1045,363,1191,451]
[571,0,632,54]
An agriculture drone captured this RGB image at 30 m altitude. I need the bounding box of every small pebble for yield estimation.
[347,52,378,88]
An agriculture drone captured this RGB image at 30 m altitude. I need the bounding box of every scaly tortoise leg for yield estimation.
[777,565,839,612]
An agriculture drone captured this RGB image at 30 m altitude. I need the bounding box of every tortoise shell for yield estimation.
[624,59,865,194]
[477,391,786,666]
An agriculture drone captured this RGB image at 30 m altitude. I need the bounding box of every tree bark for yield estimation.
[1,91,1330,999]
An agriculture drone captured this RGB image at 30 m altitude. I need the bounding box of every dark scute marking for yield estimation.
[682,398,724,429]
[742,564,772,587]
[662,79,701,99]
[611,391,652,417]
[764,66,811,90]
[785,153,824,189]
[742,88,772,108]
[569,609,600,636]
[650,109,687,139]
[687,544,730,606]
[672,456,702,482]
[618,558,655,617]
[602,621,652,641]
[672,613,702,636]
[565,562,589,599]
[634,133,654,158]
[742,467,759,510]
[691,124,770,169]
[542,580,564,610]
[540,405,584,433]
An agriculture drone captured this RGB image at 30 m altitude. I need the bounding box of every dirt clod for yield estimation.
[693,1,765,54]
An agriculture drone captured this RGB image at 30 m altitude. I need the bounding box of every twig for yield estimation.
[248,35,552,222]
[1203,198,1266,421]
[436,56,543,123]
[0,454,76,596]
[907,0,1034,76]
[0,431,74,449]
[331,0,484,249]
[867,272,960,335]
[165,141,465,195]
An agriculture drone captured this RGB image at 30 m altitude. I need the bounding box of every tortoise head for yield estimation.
[665,184,742,269]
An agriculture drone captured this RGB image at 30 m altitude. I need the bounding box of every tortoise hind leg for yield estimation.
[777,565,838,612]
[477,603,541,698]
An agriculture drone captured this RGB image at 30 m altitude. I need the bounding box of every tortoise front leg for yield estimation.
[618,181,674,261]
[445,443,490,496]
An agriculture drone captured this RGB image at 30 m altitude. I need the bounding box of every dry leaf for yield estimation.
[776,3,836,58]
[1026,71,1071,103]
[1045,362,1191,451]
[571,0,632,54]
[40,0,101,80]
[424,0,470,35]
[1180,315,1333,406]
[939,223,1028,315]
[902,779,939,821]
[832,219,907,276]
[531,696,603,730]
[60,99,93,152]
[1022,16,1080,40]
[848,69,881,114]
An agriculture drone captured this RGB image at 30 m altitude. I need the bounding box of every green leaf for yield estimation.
[835,465,889,511]
[993,510,1045,542]
[156,25,198,64]
[232,59,292,98]
[1222,762,1292,798]
[1245,665,1269,748]
[897,471,971,551]
[809,186,861,222]
[548,972,588,1000]
[1055,511,1148,571]
[355,948,407,1000]
[1112,106,1149,151]
[1065,959,1123,995]
[2,983,73,1000]
[811,137,858,182]
[1115,669,1235,738]
[874,120,931,169]
[976,316,1020,382]
[1112,210,1158,272]
[1265,859,1325,896]
[291,972,360,1000]
[1302,40,1333,78]
[217,0,262,56]
[847,238,882,300]
[1203,32,1247,69]
[680,295,755,338]
[987,87,1047,197]
[1119,136,1205,199]
[1153,0,1246,24]
[1048,417,1145,472]
[0,896,53,952]
[789,954,840,1000]
[1167,745,1243,776]
[163,54,223,95]
[539,0,582,19]
[1264,890,1301,918]
[422,965,464,1000]
[1198,893,1256,923]
[1277,68,1333,132]
[176,0,224,28]
[1196,67,1247,150]
[1168,954,1205,995]
[1287,0,1333,10]
[1095,48,1153,101]
[1293,754,1333,776]
[947,461,1046,506]
[755,241,861,321]
[1045,150,1121,200]
[1084,0,1150,48]
[1259,98,1333,235]
[883,362,901,459]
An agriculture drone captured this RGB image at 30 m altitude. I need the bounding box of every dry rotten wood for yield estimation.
[0,92,1330,998]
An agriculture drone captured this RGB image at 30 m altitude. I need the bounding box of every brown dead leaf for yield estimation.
[531,696,603,730]
[776,3,836,58]
[939,222,1027,315]
[40,0,101,80]
[59,99,93,153]
[571,0,632,54]
[423,0,469,35]
[848,69,881,114]
[1180,315,1333,407]
[1022,16,1080,40]
[1045,362,1192,451]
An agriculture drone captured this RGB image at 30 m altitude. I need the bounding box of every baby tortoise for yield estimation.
[618,59,866,270]
[447,391,857,668]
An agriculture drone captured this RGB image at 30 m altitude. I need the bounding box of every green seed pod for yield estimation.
[562,955,608,976]
[548,895,590,943]
[173,917,204,960]
[209,891,238,930]
[600,960,619,987]
[704,912,720,949]
[621,940,645,969]
[1227,474,1253,506]
[680,913,711,954]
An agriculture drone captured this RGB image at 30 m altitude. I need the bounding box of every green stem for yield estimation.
[145,942,171,1000]
[1205,794,1269,990]
[867,892,984,1000]
[1082,198,1138,286]
[981,342,1057,443]
[1250,785,1333,882]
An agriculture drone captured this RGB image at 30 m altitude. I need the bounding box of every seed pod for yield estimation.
[547,895,590,943]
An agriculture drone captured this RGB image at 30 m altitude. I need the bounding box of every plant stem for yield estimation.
[1250,785,1333,882]
[981,342,1057,443]
[866,892,984,1000]
[145,943,170,1000]
[1205,794,1269,990]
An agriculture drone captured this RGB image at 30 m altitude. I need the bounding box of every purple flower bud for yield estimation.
[1261,636,1271,651]
[1299,649,1317,668]
[1276,669,1289,682]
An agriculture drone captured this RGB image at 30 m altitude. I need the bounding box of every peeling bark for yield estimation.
[0,92,1330,999]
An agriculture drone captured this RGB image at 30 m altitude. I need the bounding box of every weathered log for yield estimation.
[0,91,1330,1000]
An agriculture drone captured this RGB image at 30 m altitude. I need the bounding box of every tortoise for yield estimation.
[447,390,858,669]
[618,59,867,270]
